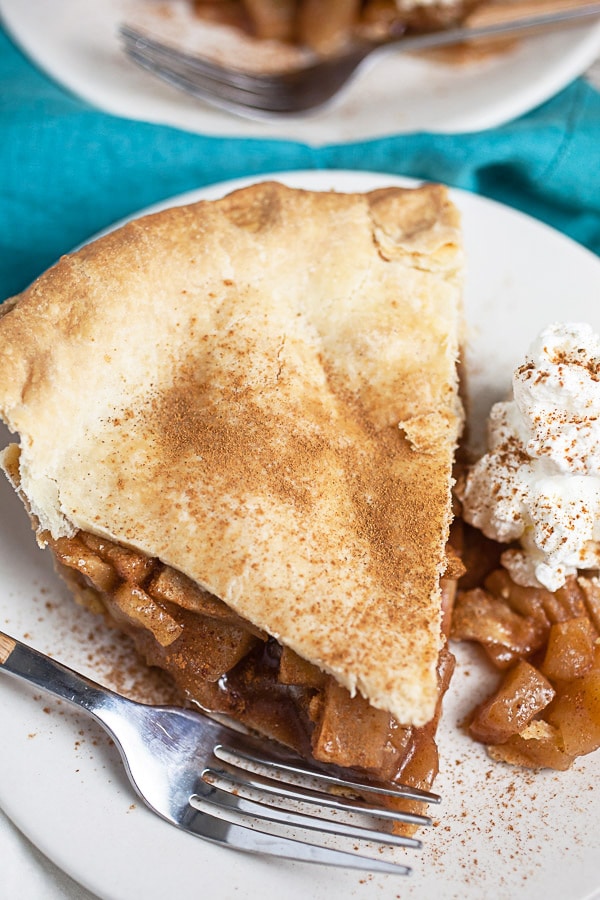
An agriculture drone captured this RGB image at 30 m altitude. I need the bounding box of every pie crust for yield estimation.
[0,181,463,730]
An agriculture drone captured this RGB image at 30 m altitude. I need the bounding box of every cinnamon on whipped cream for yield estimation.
[462,322,600,591]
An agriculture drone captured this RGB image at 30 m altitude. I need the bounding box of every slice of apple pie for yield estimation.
[0,181,463,800]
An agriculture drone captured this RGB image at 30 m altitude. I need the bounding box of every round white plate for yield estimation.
[1,171,600,900]
[1,0,600,144]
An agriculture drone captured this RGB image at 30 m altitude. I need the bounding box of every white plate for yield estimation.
[1,170,600,900]
[1,0,600,144]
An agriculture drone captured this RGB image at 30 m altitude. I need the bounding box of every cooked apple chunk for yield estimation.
[453,558,600,770]
[469,661,555,745]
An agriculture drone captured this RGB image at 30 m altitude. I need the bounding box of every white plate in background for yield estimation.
[1,0,600,144]
[1,171,600,900]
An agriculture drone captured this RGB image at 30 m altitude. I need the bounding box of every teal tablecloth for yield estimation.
[1,22,599,303]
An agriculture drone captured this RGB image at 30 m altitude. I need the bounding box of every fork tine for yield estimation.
[202,765,433,827]
[124,47,282,113]
[193,779,422,848]
[214,736,441,804]
[186,795,413,875]
[120,25,325,113]
[121,26,281,90]
[121,26,283,104]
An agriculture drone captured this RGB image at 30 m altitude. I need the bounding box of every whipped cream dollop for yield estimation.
[462,322,600,592]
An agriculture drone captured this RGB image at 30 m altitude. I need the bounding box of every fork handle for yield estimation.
[0,629,120,719]
[0,632,15,664]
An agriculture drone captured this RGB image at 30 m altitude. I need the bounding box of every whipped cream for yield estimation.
[462,322,600,592]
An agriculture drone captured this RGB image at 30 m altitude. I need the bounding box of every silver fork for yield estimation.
[120,4,600,116]
[0,630,439,875]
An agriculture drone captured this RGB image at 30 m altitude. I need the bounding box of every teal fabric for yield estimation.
[1,22,599,302]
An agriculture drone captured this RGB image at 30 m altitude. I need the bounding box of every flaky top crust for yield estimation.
[0,181,463,726]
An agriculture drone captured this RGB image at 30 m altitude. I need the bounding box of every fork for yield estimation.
[0,630,439,875]
[120,3,600,115]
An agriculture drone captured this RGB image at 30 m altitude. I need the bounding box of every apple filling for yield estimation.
[49,529,455,809]
[451,523,600,770]
[190,0,481,54]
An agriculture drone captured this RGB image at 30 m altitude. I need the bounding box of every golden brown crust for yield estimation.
[0,181,463,726]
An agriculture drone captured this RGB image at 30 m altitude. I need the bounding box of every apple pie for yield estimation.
[0,181,463,800]
[190,0,482,54]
